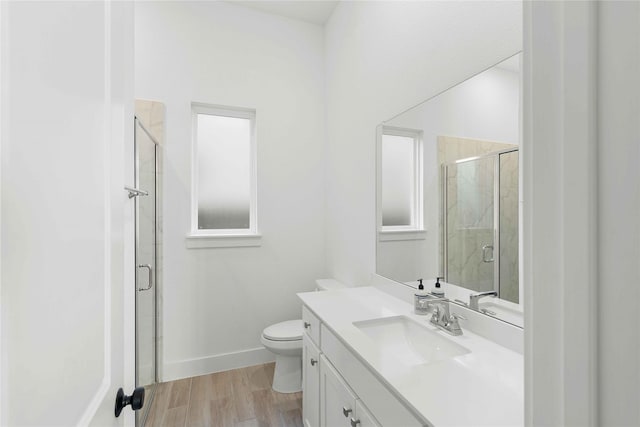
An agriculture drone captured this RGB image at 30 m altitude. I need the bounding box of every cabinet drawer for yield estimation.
[303,305,321,346]
[321,325,427,427]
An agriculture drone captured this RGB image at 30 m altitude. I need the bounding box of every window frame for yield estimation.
[188,103,260,247]
[378,125,425,240]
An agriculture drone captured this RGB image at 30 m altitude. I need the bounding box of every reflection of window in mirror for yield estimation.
[381,126,423,231]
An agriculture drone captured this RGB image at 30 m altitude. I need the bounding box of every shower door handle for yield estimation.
[482,244,494,263]
[138,264,153,291]
[125,186,149,199]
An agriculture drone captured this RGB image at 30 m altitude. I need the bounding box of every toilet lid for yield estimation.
[263,320,303,341]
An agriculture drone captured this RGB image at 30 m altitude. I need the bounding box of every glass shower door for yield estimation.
[444,156,497,293]
[498,150,519,303]
[134,118,157,425]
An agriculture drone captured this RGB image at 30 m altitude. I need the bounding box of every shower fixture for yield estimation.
[125,186,149,199]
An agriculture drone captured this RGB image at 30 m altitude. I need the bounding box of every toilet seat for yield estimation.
[263,319,302,341]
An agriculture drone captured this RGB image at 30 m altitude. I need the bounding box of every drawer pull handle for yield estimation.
[350,418,361,427]
[310,358,318,366]
[342,407,353,417]
[304,322,311,329]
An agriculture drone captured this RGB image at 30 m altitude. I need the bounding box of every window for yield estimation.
[380,126,423,235]
[188,103,259,248]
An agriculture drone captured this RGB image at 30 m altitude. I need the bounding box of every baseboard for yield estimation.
[162,347,275,382]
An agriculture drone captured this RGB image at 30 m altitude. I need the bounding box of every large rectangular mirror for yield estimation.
[376,53,523,327]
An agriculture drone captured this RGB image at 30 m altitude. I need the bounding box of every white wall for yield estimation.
[524,1,640,425]
[597,3,640,423]
[135,1,326,380]
[324,1,523,287]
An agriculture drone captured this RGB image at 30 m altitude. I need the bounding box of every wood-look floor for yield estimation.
[143,363,302,427]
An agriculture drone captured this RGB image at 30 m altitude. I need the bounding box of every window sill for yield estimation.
[378,229,427,242]
[185,233,262,249]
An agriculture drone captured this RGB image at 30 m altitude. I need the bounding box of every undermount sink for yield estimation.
[353,315,470,366]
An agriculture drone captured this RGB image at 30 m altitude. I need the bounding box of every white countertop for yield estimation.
[298,286,524,427]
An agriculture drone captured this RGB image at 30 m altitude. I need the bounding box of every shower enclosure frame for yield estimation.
[441,147,519,298]
[134,116,160,426]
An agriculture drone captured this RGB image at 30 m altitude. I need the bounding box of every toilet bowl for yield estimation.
[260,320,303,393]
[262,279,347,393]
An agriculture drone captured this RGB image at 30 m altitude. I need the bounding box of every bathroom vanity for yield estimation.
[298,286,523,427]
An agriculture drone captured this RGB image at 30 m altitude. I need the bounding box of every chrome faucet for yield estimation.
[426,298,465,336]
[469,291,498,310]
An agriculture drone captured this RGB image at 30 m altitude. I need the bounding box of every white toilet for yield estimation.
[261,319,304,393]
[261,279,346,393]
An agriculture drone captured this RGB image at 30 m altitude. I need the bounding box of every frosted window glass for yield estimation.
[197,114,251,229]
[382,134,415,226]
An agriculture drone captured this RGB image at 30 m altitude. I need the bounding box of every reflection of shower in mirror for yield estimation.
[442,147,519,304]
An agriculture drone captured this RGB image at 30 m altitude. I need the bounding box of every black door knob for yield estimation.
[114,387,145,417]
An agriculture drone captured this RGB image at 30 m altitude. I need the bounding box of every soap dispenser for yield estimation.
[431,277,445,298]
[414,279,430,315]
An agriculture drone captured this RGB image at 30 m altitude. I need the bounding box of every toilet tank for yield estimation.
[315,278,348,291]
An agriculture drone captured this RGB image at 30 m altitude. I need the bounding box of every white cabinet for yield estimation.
[302,303,425,427]
[303,305,321,345]
[320,355,382,427]
[320,325,424,427]
[353,400,382,427]
[320,355,357,426]
[303,332,321,427]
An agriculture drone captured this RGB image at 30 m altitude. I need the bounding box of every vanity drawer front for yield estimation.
[303,305,321,346]
[321,325,427,427]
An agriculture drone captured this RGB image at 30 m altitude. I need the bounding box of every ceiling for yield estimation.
[227,0,340,25]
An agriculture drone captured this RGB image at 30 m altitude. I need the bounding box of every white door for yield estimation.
[1,1,135,426]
